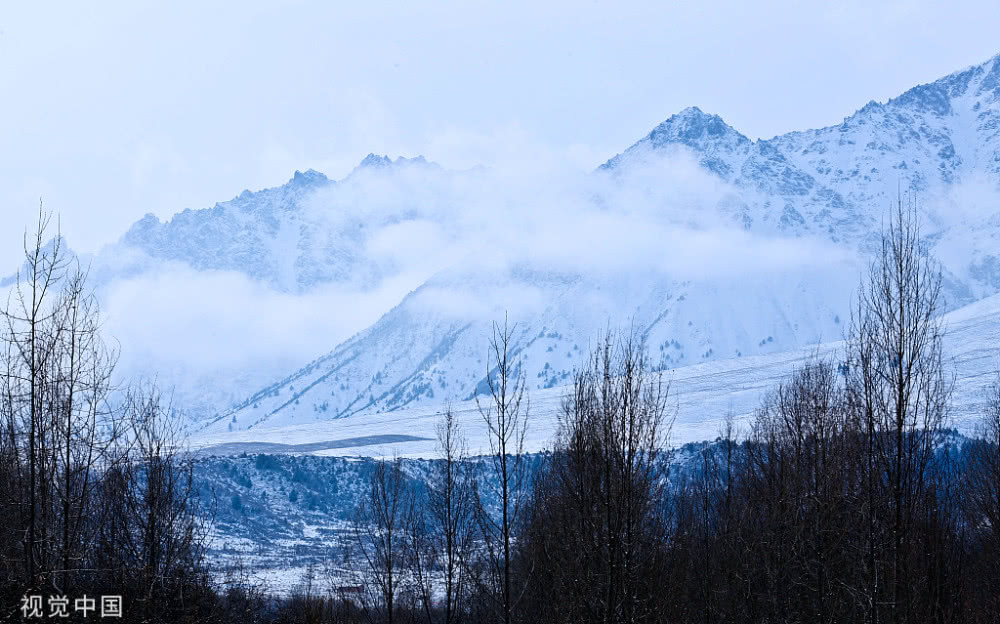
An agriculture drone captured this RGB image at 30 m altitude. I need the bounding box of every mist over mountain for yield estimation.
[120,156,439,294]
[12,53,999,431]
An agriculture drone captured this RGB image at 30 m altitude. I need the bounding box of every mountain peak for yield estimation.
[857,99,884,114]
[121,213,161,246]
[359,153,393,169]
[675,105,709,118]
[600,106,750,171]
[289,168,328,185]
[353,154,436,174]
[647,107,748,149]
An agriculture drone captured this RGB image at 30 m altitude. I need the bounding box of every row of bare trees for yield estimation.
[0,211,214,622]
[661,199,960,623]
[348,321,532,624]
[342,201,1000,624]
[666,363,1000,624]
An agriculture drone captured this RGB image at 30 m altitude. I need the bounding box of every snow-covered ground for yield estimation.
[191,292,1000,459]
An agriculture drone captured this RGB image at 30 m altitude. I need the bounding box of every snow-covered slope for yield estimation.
[192,291,1000,458]
[203,264,856,433]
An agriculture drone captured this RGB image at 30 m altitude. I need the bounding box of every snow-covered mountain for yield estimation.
[179,53,1000,434]
[599,67,1000,296]
[120,155,438,294]
[9,53,992,433]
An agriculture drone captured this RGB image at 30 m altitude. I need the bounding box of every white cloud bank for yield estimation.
[88,145,859,401]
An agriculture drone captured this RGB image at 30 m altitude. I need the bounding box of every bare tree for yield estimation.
[410,406,474,624]
[846,196,952,624]
[48,266,119,594]
[473,319,530,624]
[516,330,672,624]
[1,206,68,587]
[92,384,208,619]
[405,495,435,624]
[354,456,411,624]
[1,207,119,594]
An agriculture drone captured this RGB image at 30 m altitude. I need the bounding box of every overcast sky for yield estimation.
[2,0,1000,271]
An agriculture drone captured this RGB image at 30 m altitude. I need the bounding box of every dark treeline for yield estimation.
[3,200,1000,624]
[332,201,1000,624]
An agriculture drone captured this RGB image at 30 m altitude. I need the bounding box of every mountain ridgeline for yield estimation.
[81,54,1000,430]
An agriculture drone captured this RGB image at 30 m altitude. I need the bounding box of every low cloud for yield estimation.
[65,141,863,410]
[102,263,419,380]
[301,143,854,285]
